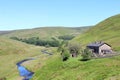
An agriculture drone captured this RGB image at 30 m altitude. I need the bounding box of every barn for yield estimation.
[87,41,113,55]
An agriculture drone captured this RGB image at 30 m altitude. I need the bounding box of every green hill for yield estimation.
[0,27,89,80]
[0,37,44,80]
[31,14,120,80]
[72,14,120,51]
[32,55,120,80]
[1,14,120,80]
[1,27,89,40]
[0,31,12,35]
[0,38,33,55]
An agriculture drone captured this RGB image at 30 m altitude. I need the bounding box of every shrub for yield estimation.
[10,37,60,47]
[81,48,93,61]
[61,48,70,61]
[68,42,81,57]
[57,40,67,51]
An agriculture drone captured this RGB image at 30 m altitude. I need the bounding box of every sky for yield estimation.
[0,0,120,30]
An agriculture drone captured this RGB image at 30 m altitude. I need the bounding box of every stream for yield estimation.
[16,49,52,80]
[16,58,35,80]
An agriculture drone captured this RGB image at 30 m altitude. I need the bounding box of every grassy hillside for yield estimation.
[32,54,120,80]
[1,14,120,80]
[3,37,120,80]
[0,37,45,80]
[31,14,120,80]
[0,37,33,55]
[0,27,89,80]
[72,14,120,51]
[1,27,89,40]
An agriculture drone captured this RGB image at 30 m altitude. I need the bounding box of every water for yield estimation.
[16,58,34,80]
[16,50,52,80]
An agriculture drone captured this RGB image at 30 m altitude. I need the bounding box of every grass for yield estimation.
[32,54,120,80]
[0,37,47,80]
[72,14,120,51]
[0,27,89,80]
[31,14,120,80]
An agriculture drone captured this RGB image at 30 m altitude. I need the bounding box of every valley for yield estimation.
[0,14,120,80]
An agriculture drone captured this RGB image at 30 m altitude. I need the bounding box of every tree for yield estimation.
[68,42,81,57]
[56,39,70,61]
[57,40,68,52]
[81,48,93,61]
[61,48,70,61]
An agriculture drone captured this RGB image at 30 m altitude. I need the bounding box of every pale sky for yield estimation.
[0,0,120,30]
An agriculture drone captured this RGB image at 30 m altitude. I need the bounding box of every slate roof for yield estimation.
[87,41,106,47]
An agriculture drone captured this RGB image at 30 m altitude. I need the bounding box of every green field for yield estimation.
[32,54,120,80]
[0,27,89,80]
[32,14,120,80]
[72,14,120,51]
[0,37,47,80]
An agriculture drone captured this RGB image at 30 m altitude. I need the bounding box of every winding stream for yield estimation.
[16,58,35,80]
[16,49,52,80]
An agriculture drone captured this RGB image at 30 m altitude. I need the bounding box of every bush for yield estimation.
[68,42,81,57]
[57,40,68,52]
[10,37,60,47]
[81,48,93,61]
[61,48,70,61]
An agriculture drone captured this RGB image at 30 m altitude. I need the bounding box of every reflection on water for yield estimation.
[16,58,34,80]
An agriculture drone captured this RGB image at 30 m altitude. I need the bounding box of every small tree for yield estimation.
[61,48,70,61]
[68,42,81,57]
[57,40,68,53]
[81,48,93,61]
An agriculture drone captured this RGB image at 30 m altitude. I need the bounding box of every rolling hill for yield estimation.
[0,27,89,40]
[72,14,120,51]
[0,37,44,80]
[32,54,120,80]
[31,14,120,80]
[1,14,120,80]
[0,27,89,80]
[0,38,33,55]
[0,31,12,35]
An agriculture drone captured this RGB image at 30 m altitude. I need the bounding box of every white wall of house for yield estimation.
[99,44,112,54]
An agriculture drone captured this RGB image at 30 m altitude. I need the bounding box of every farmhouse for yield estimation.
[87,41,113,55]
